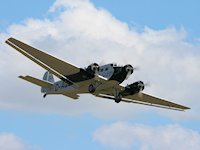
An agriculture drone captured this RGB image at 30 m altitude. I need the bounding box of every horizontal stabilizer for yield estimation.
[62,93,79,99]
[19,75,53,87]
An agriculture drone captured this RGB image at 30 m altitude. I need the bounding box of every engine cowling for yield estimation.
[121,81,145,96]
[86,63,100,77]
[123,64,134,79]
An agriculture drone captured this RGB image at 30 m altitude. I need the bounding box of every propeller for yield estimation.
[125,65,134,79]
[125,65,139,80]
[99,60,106,66]
[126,71,132,80]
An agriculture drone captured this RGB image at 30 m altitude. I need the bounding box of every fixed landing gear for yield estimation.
[88,84,96,93]
[113,88,122,103]
[115,94,122,103]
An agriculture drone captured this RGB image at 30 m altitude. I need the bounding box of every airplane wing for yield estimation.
[96,89,190,111]
[5,37,80,85]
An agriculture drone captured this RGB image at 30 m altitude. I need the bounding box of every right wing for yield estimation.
[96,84,190,111]
[124,93,190,110]
[6,37,80,85]
[97,93,190,111]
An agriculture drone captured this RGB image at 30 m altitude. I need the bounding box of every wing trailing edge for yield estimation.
[6,37,77,87]
[97,94,190,111]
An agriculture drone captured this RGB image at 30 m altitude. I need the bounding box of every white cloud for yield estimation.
[0,133,38,150]
[93,122,200,150]
[1,0,200,119]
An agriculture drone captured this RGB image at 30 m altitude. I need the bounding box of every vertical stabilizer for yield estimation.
[43,71,54,83]
[41,71,54,93]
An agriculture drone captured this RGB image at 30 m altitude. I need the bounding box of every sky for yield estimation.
[0,0,200,150]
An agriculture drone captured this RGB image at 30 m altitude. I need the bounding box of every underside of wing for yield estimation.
[96,90,190,111]
[124,93,190,110]
[6,38,80,80]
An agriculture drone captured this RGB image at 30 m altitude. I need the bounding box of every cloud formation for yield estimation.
[0,0,200,119]
[93,122,200,149]
[0,133,38,150]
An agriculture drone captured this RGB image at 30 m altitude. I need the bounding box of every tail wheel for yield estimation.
[115,94,122,103]
[88,84,96,93]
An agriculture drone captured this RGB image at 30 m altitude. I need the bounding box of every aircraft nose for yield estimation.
[124,64,134,80]
[125,64,134,74]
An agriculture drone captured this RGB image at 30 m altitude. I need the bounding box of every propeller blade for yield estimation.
[126,71,132,79]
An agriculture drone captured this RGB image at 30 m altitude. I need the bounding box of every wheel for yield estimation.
[88,84,96,93]
[115,94,122,103]
[43,94,47,98]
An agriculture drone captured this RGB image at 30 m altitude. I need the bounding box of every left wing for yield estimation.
[96,88,190,111]
[5,37,80,85]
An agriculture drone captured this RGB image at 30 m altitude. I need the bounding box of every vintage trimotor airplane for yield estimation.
[5,37,190,111]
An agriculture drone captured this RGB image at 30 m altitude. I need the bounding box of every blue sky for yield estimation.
[1,0,200,41]
[1,0,200,150]
[93,0,200,39]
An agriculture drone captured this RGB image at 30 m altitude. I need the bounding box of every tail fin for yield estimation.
[43,71,55,83]
[41,71,54,93]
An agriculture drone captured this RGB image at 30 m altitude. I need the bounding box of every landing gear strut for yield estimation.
[43,94,47,98]
[113,88,122,103]
[115,94,122,103]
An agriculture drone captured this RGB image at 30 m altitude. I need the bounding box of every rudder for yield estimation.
[43,71,54,83]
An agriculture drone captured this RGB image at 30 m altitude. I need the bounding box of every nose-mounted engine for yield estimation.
[124,64,134,79]
[86,63,100,78]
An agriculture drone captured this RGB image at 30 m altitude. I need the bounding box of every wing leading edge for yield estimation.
[124,93,190,110]
[5,38,80,85]
[96,93,190,111]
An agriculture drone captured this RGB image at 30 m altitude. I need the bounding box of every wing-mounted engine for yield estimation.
[121,81,144,96]
[85,63,100,78]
